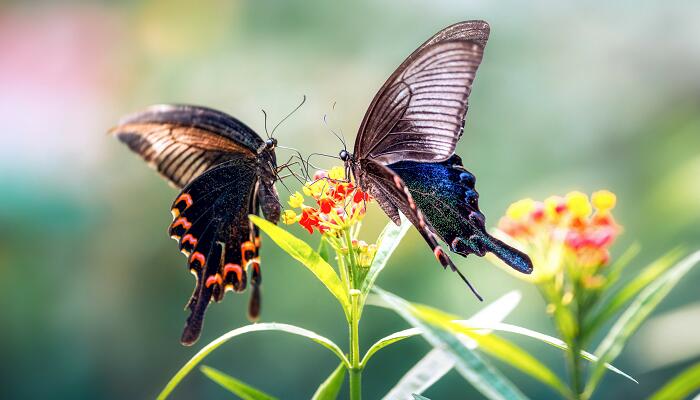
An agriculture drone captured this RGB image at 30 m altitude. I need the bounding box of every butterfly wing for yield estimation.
[110,104,264,188]
[354,39,486,164]
[389,156,533,274]
[169,158,264,345]
[112,104,279,345]
[358,159,483,299]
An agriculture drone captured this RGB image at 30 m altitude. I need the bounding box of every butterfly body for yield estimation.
[112,104,280,344]
[341,20,533,298]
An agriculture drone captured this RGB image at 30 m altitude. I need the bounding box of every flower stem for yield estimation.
[349,289,362,400]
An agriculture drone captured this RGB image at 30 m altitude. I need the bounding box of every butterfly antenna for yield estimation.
[271,95,306,138]
[261,109,271,139]
[452,265,483,301]
[322,113,347,150]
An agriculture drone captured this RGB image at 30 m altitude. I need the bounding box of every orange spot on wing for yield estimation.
[223,263,243,282]
[181,234,198,247]
[172,217,192,230]
[433,246,445,262]
[241,241,256,253]
[205,273,223,288]
[190,252,206,266]
[176,193,193,208]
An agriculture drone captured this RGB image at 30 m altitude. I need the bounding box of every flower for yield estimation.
[494,190,621,283]
[284,166,372,236]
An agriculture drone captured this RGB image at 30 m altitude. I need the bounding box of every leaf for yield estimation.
[485,323,636,384]
[157,323,349,400]
[584,250,700,397]
[600,243,641,290]
[361,328,421,367]
[584,247,685,337]
[250,215,350,314]
[382,292,522,399]
[311,362,346,400]
[368,293,635,388]
[200,365,277,400]
[318,236,331,263]
[385,350,454,400]
[411,304,572,398]
[649,361,700,400]
[412,395,432,400]
[374,287,528,400]
[361,216,411,299]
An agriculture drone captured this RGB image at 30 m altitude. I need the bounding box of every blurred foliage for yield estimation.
[1,0,699,399]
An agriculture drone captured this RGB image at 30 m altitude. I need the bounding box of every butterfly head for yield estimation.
[265,137,278,150]
[339,149,351,162]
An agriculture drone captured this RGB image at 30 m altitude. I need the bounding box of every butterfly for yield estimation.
[339,20,533,299]
[110,104,282,345]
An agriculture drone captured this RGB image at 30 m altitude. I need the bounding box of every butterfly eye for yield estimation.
[265,138,277,149]
[339,150,349,161]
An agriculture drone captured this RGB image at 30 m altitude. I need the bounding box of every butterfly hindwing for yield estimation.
[172,159,262,345]
[358,159,483,299]
[389,156,533,274]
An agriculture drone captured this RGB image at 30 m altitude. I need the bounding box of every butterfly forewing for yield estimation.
[110,104,263,188]
[356,40,485,164]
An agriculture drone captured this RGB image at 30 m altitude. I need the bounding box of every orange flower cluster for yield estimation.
[282,167,372,236]
[496,190,621,284]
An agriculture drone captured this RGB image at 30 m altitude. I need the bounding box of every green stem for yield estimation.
[349,290,362,400]
[344,230,359,288]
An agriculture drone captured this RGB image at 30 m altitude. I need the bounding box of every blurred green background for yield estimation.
[2,0,699,398]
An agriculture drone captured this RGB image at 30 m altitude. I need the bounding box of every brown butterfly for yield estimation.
[339,20,533,299]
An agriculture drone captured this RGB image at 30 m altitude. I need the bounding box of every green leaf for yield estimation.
[158,323,349,400]
[585,247,685,337]
[411,304,572,398]
[318,236,331,263]
[485,322,636,384]
[361,216,411,299]
[250,215,350,314]
[601,243,641,290]
[311,362,346,400]
[382,292,522,399]
[361,328,420,367]
[584,250,700,397]
[200,365,277,400]
[374,287,528,400]
[412,395,432,400]
[649,361,700,400]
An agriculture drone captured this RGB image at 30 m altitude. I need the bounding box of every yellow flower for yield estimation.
[282,210,298,225]
[592,190,616,213]
[566,191,592,218]
[506,198,535,221]
[288,192,304,208]
[328,166,346,180]
[544,196,565,220]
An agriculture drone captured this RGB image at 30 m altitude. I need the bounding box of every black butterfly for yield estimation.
[110,105,281,345]
[339,20,533,299]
